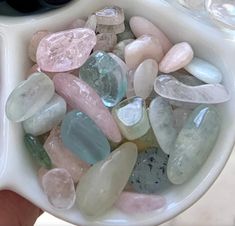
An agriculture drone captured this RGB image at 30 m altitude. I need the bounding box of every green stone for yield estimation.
[117,21,135,42]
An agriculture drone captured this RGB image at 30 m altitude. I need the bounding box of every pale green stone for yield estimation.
[117,21,135,42]
[112,39,134,60]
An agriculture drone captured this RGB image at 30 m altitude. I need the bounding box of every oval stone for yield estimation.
[61,110,110,164]
[76,142,137,217]
[173,108,192,132]
[6,72,54,122]
[36,28,96,72]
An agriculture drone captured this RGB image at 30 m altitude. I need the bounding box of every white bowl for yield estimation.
[0,0,235,225]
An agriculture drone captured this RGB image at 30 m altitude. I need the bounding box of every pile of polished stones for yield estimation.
[5,5,230,217]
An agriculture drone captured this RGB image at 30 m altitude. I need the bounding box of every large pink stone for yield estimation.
[53,73,122,143]
[36,28,96,72]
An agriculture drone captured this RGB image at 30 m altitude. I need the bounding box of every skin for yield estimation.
[0,190,42,226]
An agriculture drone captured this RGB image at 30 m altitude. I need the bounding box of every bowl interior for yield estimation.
[0,0,235,225]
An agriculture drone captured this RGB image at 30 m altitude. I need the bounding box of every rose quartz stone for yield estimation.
[36,28,96,72]
[44,127,90,183]
[93,33,117,52]
[129,16,172,53]
[53,73,122,143]
[125,35,163,69]
[68,18,86,29]
[159,42,194,73]
[115,192,166,214]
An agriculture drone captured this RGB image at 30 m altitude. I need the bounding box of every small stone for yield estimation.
[184,57,223,84]
[53,73,121,143]
[159,42,194,73]
[154,74,230,104]
[96,23,125,34]
[80,51,127,107]
[130,147,171,193]
[24,134,52,169]
[23,94,66,136]
[115,192,165,214]
[6,72,54,122]
[76,142,137,217]
[112,39,134,60]
[41,168,76,209]
[125,35,164,69]
[173,108,192,132]
[117,21,135,42]
[149,97,177,155]
[93,33,117,52]
[134,59,158,99]
[68,18,86,29]
[129,16,172,53]
[61,110,111,164]
[167,105,220,184]
[36,28,96,72]
[85,15,97,31]
[95,6,124,25]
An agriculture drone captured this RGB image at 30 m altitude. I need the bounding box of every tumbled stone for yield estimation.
[68,18,86,29]
[129,16,172,53]
[95,6,124,25]
[23,94,66,136]
[178,0,205,10]
[96,23,125,34]
[24,134,52,169]
[167,105,220,184]
[173,108,192,132]
[44,127,89,183]
[76,142,137,217]
[80,51,127,107]
[134,59,158,99]
[93,33,117,52]
[126,70,136,98]
[113,39,134,60]
[42,168,76,209]
[117,21,135,42]
[112,97,150,140]
[61,110,110,164]
[115,192,165,214]
[154,74,230,104]
[84,15,97,31]
[149,97,177,154]
[53,73,121,143]
[184,57,223,84]
[125,35,164,69]
[159,42,194,73]
[36,28,96,72]
[130,147,170,193]
[6,72,54,122]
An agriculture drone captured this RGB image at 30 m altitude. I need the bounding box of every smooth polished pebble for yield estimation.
[6,72,54,122]
[173,108,192,132]
[159,42,194,73]
[125,35,164,69]
[184,57,223,84]
[115,192,165,214]
[76,142,137,217]
[117,21,135,42]
[167,105,220,184]
[53,73,121,143]
[42,168,76,209]
[85,15,97,31]
[93,33,117,52]
[149,97,177,155]
[129,16,172,53]
[23,94,66,136]
[126,70,136,98]
[112,39,134,60]
[154,74,230,104]
[96,23,125,34]
[134,59,158,99]
[36,28,96,72]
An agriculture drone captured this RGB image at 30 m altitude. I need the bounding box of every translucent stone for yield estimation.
[53,73,121,143]
[96,23,125,34]
[149,97,177,154]
[112,39,134,60]
[112,97,150,140]
[167,105,221,184]
[24,134,52,169]
[6,72,54,122]
[130,147,171,193]
[126,70,136,98]
[173,108,192,132]
[79,51,127,107]
[154,74,230,104]
[84,15,97,31]
[117,21,135,42]
[44,127,90,183]
[41,168,76,209]
[76,142,137,217]
[23,94,66,136]
[177,0,205,10]
[93,33,117,52]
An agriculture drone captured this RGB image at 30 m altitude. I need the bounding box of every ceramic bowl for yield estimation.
[0,0,235,225]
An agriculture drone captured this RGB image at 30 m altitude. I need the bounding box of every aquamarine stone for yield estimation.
[79,51,127,107]
[61,110,110,164]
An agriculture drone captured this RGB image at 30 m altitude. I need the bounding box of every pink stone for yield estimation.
[36,28,96,72]
[129,16,172,53]
[53,73,122,143]
[159,42,194,73]
[42,168,76,209]
[93,33,117,52]
[68,18,86,29]
[125,35,163,69]
[115,192,166,214]
[44,127,90,183]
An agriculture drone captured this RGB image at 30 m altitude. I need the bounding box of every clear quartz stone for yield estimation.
[177,0,205,10]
